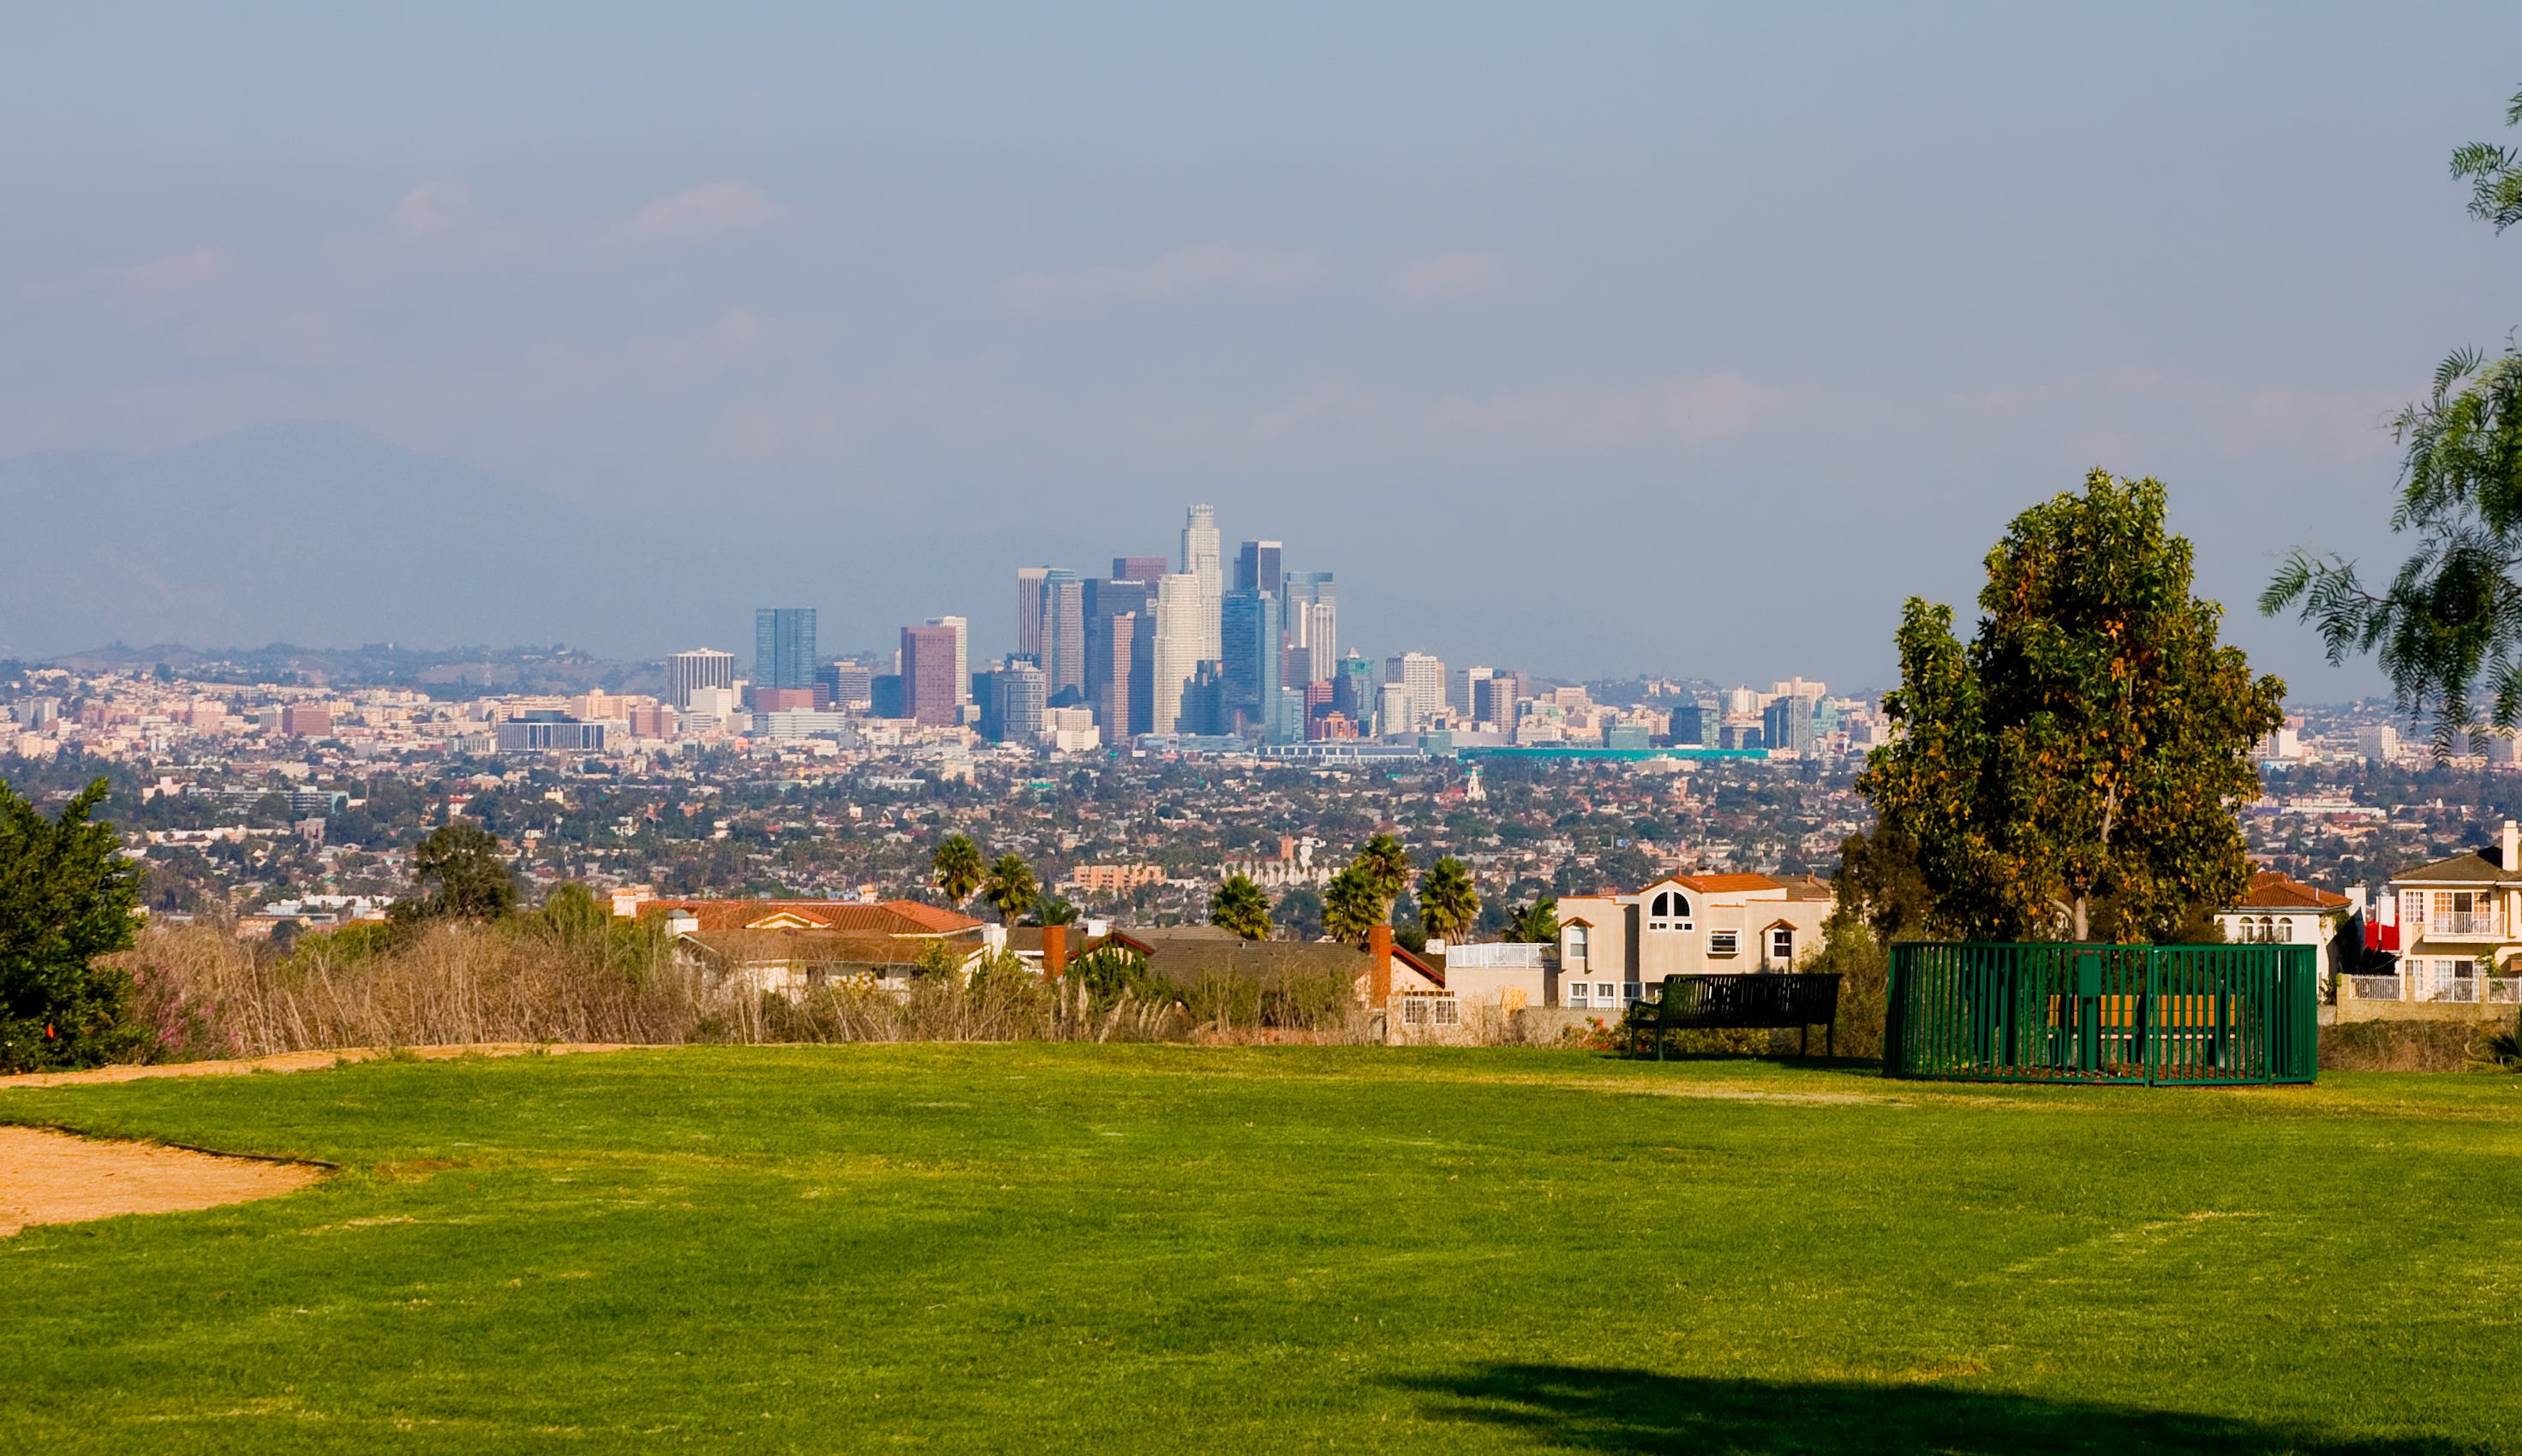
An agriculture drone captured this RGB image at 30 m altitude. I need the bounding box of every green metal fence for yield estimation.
[1886,942,2318,1085]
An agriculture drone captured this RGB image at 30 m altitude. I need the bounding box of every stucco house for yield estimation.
[1553,872,1834,1013]
[2343,820,2522,1019]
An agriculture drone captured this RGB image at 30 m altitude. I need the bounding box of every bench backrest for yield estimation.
[1647,973,1840,1029]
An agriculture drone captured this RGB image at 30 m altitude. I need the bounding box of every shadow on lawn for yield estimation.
[1393,1364,2480,1455]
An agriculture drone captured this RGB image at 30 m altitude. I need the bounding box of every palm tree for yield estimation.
[1321,865,1384,945]
[1030,895,1081,927]
[932,834,984,907]
[1210,874,1272,940]
[1354,833,1412,912]
[1507,896,1560,945]
[982,854,1038,923]
[1417,856,1479,942]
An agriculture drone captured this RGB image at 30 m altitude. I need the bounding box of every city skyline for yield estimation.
[14,11,2519,691]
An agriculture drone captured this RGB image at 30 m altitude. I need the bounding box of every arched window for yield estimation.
[1646,890,1691,931]
[2276,917,2292,943]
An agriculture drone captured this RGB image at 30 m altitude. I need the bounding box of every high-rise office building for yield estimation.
[1385,653,1448,731]
[1150,572,1204,734]
[1472,672,1517,729]
[1333,653,1375,724]
[1220,588,1282,737]
[982,659,1047,744]
[1234,540,1282,598]
[925,616,970,706]
[1015,567,1050,662]
[1094,611,1142,736]
[816,660,873,711]
[1085,577,1151,721]
[1282,571,1336,680]
[1181,504,1222,663]
[1378,682,1414,741]
[665,648,737,709]
[1449,666,1492,720]
[899,624,961,727]
[1112,555,1168,584]
[1764,693,1819,757]
[1039,572,1085,699]
[755,609,817,690]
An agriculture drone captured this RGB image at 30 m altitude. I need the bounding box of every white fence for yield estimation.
[1438,942,1551,969]
[2346,975,2522,1004]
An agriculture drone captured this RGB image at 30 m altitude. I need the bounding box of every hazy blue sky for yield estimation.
[7,5,2521,691]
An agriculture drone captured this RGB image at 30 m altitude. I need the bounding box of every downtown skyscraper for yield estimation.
[754,608,816,690]
[1180,504,1222,664]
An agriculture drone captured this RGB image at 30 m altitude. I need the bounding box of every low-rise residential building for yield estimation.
[2344,820,2522,1019]
[1552,872,1834,1012]
[2214,870,2359,981]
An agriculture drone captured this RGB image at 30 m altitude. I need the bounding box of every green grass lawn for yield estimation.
[4,1046,2519,1454]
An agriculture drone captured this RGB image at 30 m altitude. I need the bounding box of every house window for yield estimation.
[1432,999,1459,1026]
[1401,998,1429,1024]
[1567,981,1590,1007]
[1710,930,1739,956]
[1646,890,1692,931]
[1596,982,1617,1005]
[1769,927,1795,963]
[2276,917,2293,943]
[1566,926,1589,966]
[1623,982,1642,1005]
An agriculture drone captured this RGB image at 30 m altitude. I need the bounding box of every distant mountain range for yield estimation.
[0,422,1108,665]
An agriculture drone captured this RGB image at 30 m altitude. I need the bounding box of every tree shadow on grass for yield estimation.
[1392,1364,2483,1455]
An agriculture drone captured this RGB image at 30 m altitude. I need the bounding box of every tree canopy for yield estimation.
[1415,857,1479,940]
[981,854,1038,923]
[1858,470,2283,943]
[932,834,984,906]
[2266,83,2522,743]
[0,776,143,1071]
[407,821,517,921]
[1320,865,1383,945]
[1209,874,1272,940]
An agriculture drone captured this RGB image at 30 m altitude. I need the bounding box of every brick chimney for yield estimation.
[1042,924,1068,980]
[1367,923,1393,1009]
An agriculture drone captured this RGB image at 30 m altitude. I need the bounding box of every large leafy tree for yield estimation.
[1416,857,1480,941]
[932,833,984,907]
[1859,471,2284,942]
[1209,874,1273,940]
[2265,84,2522,743]
[407,820,517,920]
[981,854,1038,923]
[1,777,144,1071]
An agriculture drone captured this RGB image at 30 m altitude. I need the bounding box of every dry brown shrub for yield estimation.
[2319,1018,2495,1072]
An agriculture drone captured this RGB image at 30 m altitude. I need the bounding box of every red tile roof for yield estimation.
[2230,871,2351,910]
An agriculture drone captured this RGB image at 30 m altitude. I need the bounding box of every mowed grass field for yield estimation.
[4,1047,2520,1454]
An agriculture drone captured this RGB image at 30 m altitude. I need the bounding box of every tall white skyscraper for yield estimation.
[1386,652,1448,731]
[1180,504,1222,664]
[1150,572,1204,734]
[926,616,969,705]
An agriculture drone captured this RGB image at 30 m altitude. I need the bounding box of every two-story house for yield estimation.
[2352,820,2522,1017]
[1553,872,1834,1013]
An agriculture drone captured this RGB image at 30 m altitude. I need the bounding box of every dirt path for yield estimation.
[0,1041,635,1090]
[0,1127,327,1236]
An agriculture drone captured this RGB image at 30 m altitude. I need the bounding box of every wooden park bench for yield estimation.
[1623,973,1844,1059]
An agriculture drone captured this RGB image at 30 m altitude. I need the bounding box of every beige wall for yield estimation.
[1556,881,1832,1007]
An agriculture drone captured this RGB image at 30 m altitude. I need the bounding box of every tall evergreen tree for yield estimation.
[1859,470,2284,942]
[0,777,143,1071]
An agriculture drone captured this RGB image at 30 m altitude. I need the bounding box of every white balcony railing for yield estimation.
[2418,912,2504,940]
[2492,979,2522,1005]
